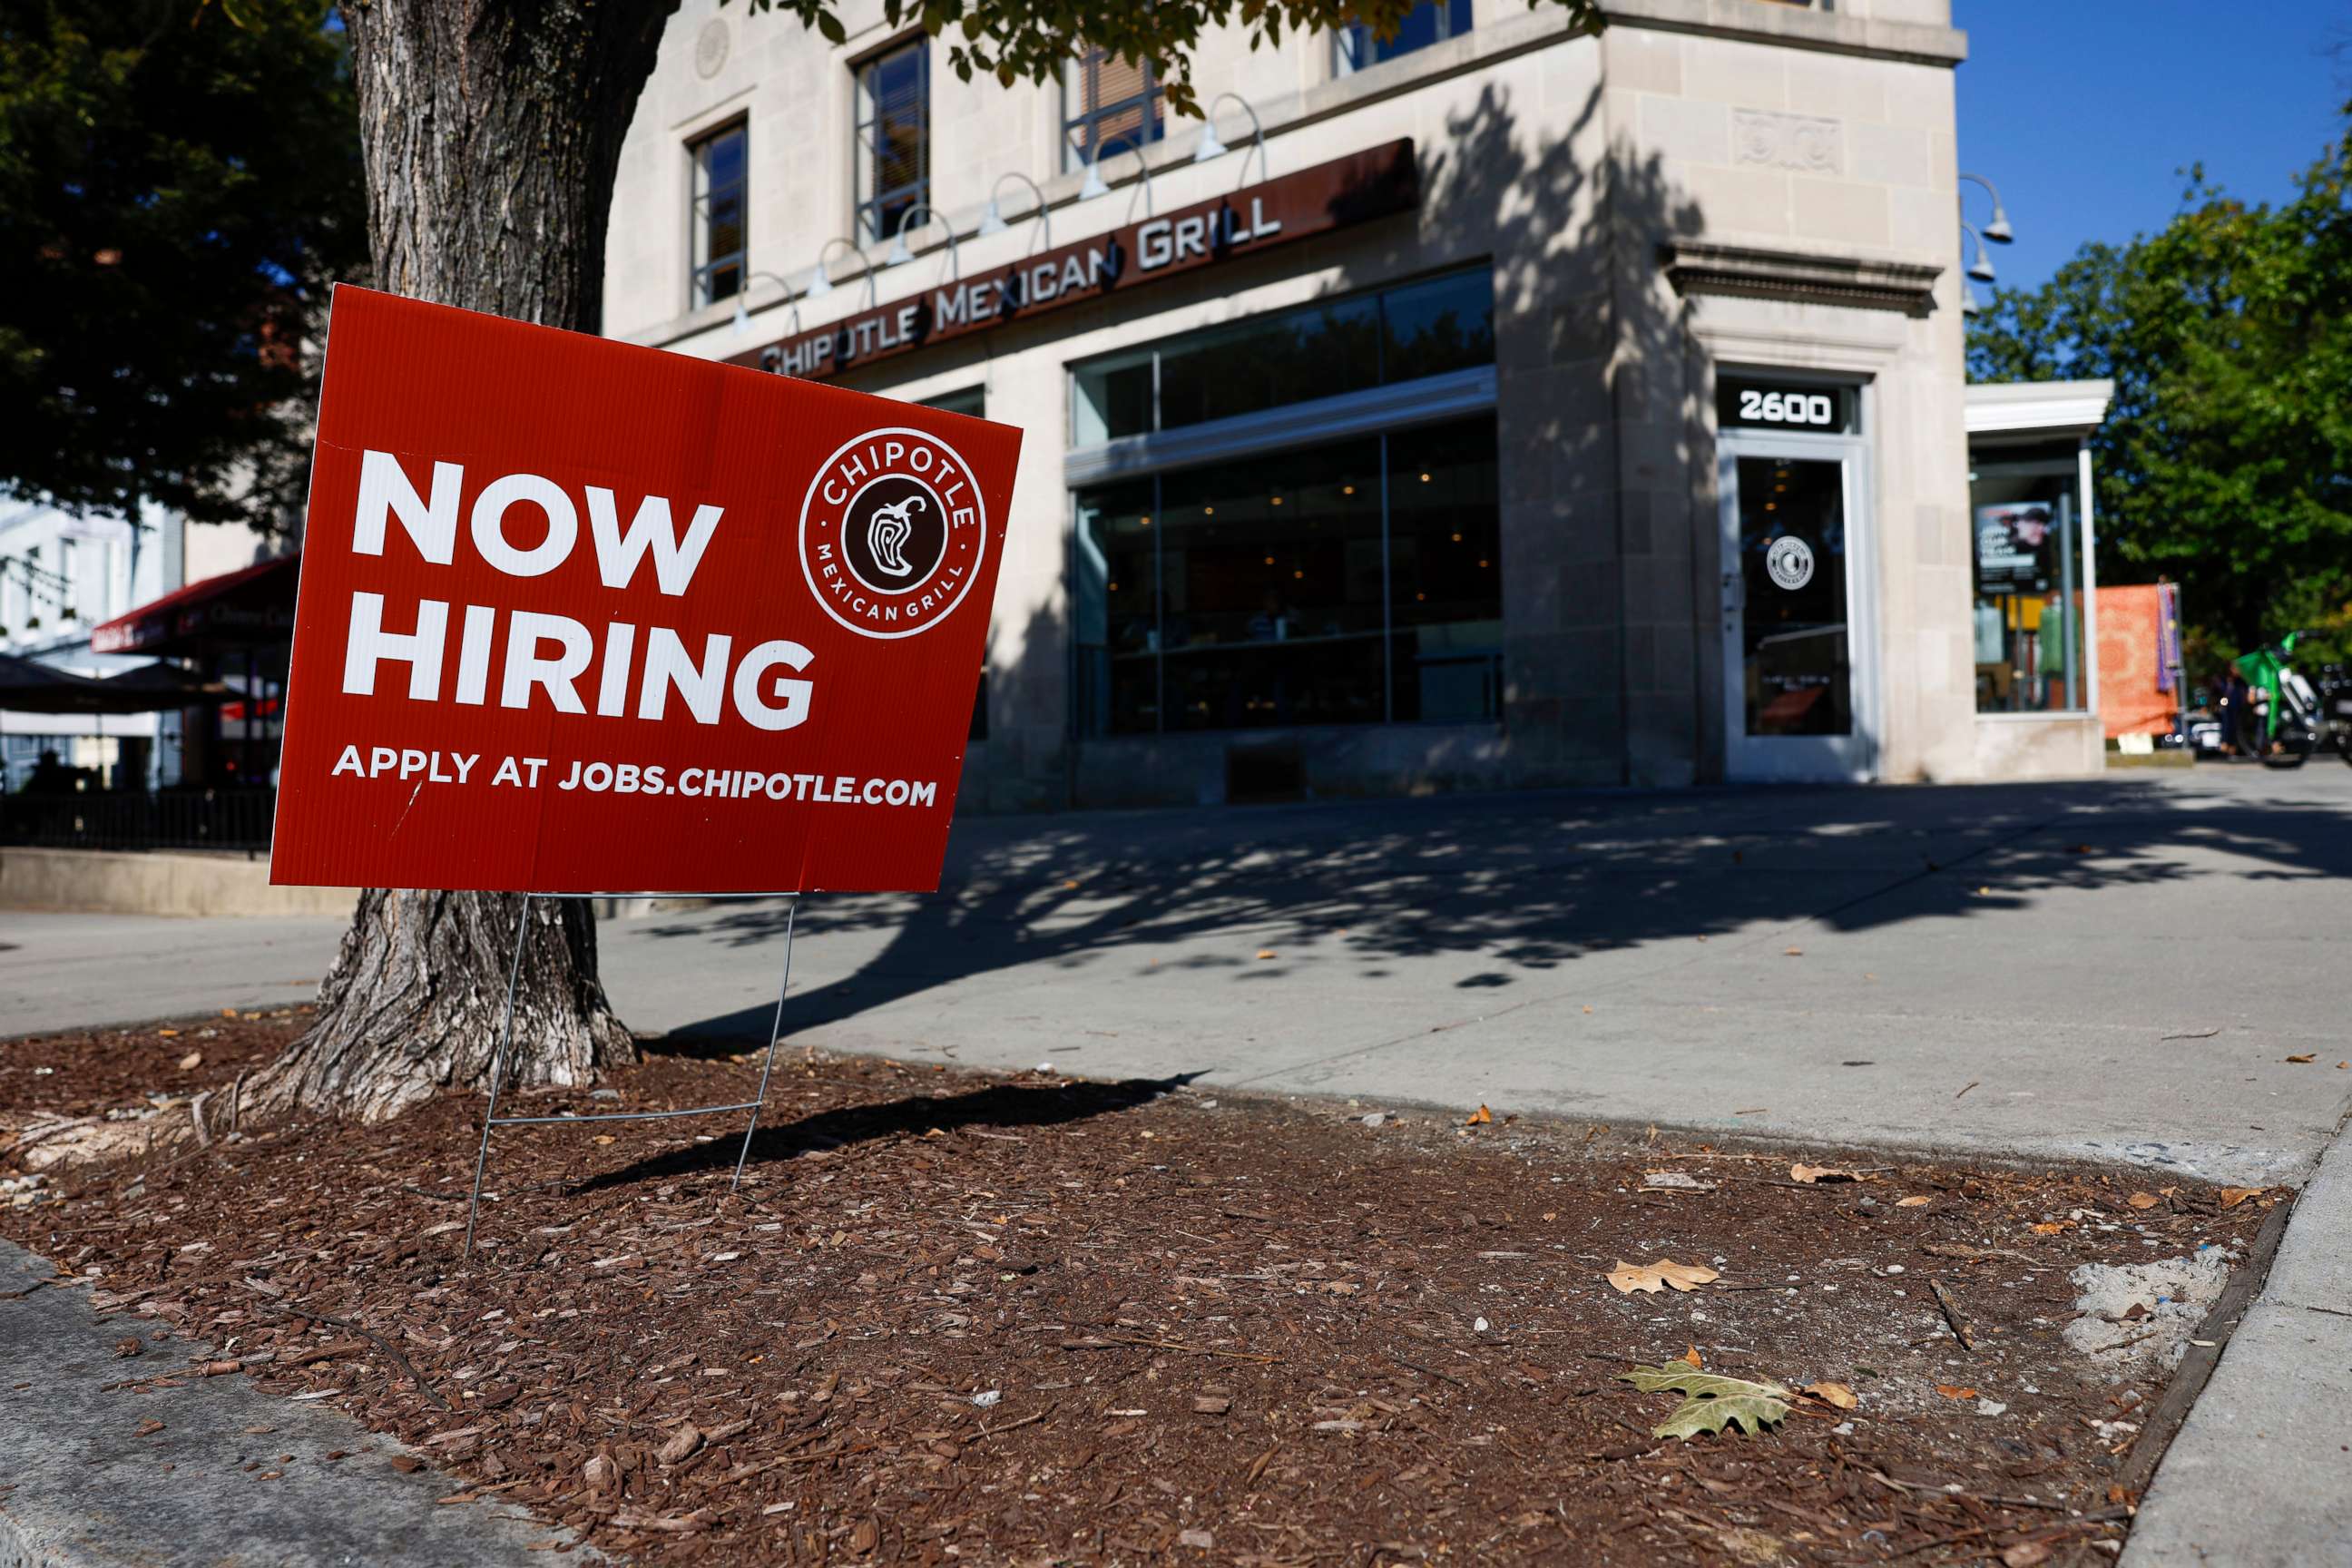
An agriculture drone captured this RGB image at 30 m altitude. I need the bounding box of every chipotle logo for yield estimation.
[799,426,987,641]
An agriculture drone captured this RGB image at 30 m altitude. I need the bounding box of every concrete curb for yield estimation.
[2122,1132,2352,1566]
[0,1240,578,1567]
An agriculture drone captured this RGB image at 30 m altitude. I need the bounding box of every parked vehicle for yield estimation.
[2231,633,2352,769]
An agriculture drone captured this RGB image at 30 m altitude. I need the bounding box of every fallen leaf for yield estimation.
[2127,1191,2161,1210]
[2030,1221,2070,1235]
[1464,1104,1492,1126]
[1895,1196,1933,1208]
[1254,949,1277,961]
[2286,1054,2316,1063]
[1619,1364,1790,1439]
[1607,1259,1720,1295]
[2002,1540,2053,1567]
[176,1051,203,1071]
[1681,1343,1703,1369]
[1783,946,1803,957]
[1802,1382,1858,1410]
[1789,1163,1859,1184]
[388,1455,424,1473]
[1935,1384,1978,1400]
[2220,1187,2263,1209]
[157,1028,179,1037]
[593,1135,614,1146]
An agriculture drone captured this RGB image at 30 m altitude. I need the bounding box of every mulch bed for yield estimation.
[1,1015,2284,1566]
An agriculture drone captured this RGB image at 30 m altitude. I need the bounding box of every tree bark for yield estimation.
[257,0,672,1122]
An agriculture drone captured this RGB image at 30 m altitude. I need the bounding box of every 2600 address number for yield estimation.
[1737,389,1836,426]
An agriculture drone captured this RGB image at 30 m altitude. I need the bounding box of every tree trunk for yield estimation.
[256,0,671,1122]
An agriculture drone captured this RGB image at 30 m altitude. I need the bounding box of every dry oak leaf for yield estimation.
[1464,1104,1493,1126]
[1619,1364,1790,1439]
[2030,1221,2071,1235]
[2287,1054,2317,1063]
[176,1050,203,1071]
[2220,1187,2264,1209]
[1681,1343,1704,1369]
[1801,1382,1859,1410]
[2126,1191,2162,1210]
[1254,948,1277,960]
[1934,1384,1979,1400]
[1895,1195,1934,1208]
[1608,1259,1720,1295]
[1789,1162,1860,1184]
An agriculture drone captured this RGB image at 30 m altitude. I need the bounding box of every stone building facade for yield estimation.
[603,0,2098,808]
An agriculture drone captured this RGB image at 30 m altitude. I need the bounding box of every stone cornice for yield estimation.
[1601,0,1967,69]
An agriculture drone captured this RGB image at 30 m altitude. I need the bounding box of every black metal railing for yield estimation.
[0,789,277,854]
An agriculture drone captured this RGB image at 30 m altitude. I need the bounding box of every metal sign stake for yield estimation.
[462,891,801,1260]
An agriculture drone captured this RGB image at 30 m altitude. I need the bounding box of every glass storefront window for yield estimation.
[1071,267,1494,446]
[1388,418,1504,722]
[1970,442,2089,713]
[1074,416,1499,736]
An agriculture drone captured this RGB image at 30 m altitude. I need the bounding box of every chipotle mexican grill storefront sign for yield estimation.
[730,141,1419,382]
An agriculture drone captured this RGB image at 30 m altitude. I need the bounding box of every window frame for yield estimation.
[687,118,750,310]
[1063,48,1165,172]
[853,37,932,248]
[1333,0,1474,76]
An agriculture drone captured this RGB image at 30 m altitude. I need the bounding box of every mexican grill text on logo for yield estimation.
[268,287,1022,897]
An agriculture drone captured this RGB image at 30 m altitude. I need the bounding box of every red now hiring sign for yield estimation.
[270,287,1022,894]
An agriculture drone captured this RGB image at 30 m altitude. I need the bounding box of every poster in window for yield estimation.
[1975,503,2053,591]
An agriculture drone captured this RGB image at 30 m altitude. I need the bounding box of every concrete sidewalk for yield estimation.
[0,1240,564,1566]
[597,763,2352,1188]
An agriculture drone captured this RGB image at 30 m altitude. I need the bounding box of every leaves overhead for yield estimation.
[0,0,366,528]
[1606,1259,1720,1295]
[732,0,1605,120]
[1619,1364,1791,1440]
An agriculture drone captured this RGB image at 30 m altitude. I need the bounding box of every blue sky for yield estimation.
[1955,1,2349,291]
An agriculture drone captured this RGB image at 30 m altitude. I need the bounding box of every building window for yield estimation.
[1069,270,1500,740]
[854,40,929,247]
[1073,266,1495,447]
[1063,48,1162,172]
[688,122,748,309]
[1335,0,1472,74]
[1074,417,1500,738]
[1970,441,2092,713]
[916,387,991,736]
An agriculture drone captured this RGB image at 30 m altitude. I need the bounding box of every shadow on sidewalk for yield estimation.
[636,771,2352,1054]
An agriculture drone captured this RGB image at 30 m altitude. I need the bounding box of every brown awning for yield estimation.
[90,552,299,656]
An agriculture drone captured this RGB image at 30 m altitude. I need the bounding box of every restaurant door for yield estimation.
[1716,386,1875,781]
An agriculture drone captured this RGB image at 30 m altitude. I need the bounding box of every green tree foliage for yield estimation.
[0,0,366,530]
[743,0,1602,113]
[1968,107,2352,661]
